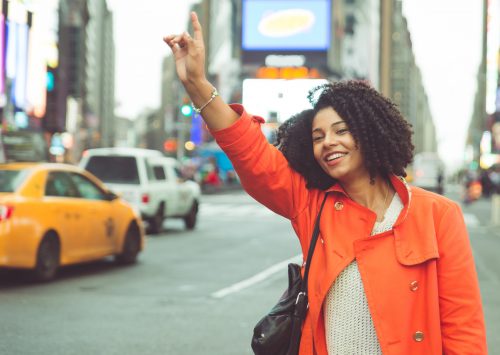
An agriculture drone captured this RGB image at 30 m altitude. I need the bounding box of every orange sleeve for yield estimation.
[210,104,309,219]
[436,203,487,354]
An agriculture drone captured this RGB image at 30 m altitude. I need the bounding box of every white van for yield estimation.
[79,147,201,233]
[411,152,445,194]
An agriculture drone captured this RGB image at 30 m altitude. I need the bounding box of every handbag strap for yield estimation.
[302,192,329,292]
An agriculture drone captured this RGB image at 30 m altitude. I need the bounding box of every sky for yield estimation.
[106,0,198,116]
[402,0,483,169]
[107,0,484,169]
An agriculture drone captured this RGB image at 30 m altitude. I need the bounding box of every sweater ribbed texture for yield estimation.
[324,193,403,354]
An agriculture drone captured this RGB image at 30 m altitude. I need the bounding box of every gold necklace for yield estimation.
[341,181,391,219]
[377,181,390,220]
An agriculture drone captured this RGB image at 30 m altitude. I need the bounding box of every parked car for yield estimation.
[0,162,145,281]
[79,148,201,234]
[411,152,445,194]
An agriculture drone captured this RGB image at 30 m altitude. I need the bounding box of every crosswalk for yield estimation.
[199,203,278,218]
[199,203,483,228]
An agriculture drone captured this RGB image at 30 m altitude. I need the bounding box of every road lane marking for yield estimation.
[200,203,275,217]
[463,213,480,227]
[211,254,302,298]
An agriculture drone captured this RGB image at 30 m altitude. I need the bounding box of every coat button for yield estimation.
[409,281,419,291]
[413,331,424,342]
[334,201,344,210]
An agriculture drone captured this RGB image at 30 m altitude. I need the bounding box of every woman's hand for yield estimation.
[163,11,239,131]
[163,12,206,86]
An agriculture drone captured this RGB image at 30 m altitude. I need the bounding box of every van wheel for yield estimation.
[33,235,60,282]
[116,226,141,264]
[184,201,198,230]
[149,205,164,235]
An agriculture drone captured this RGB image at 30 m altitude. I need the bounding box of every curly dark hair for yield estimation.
[274,80,414,190]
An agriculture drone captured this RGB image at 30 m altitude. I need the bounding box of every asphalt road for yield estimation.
[0,186,498,354]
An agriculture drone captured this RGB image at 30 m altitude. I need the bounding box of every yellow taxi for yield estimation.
[0,162,145,281]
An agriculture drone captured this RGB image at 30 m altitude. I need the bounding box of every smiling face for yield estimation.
[312,107,368,182]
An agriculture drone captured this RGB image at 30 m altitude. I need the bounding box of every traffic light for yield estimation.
[180,103,193,117]
[46,71,55,91]
[43,64,62,132]
[180,96,193,117]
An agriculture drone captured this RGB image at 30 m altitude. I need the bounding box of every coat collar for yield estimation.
[324,174,412,228]
[324,175,438,265]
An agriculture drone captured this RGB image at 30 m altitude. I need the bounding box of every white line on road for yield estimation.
[463,213,480,227]
[211,247,500,299]
[211,254,302,298]
[200,204,275,217]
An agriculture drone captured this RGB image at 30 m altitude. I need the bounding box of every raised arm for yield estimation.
[163,12,237,131]
[163,12,310,219]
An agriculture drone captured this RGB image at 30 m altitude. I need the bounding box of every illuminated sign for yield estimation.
[486,0,500,114]
[256,66,321,79]
[190,113,203,145]
[265,54,306,67]
[242,0,330,51]
[242,78,328,123]
[0,15,4,96]
[6,21,29,108]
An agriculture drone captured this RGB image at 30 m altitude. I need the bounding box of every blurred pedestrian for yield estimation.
[490,164,500,194]
[480,169,493,198]
[201,157,221,189]
[463,169,482,204]
[164,12,487,355]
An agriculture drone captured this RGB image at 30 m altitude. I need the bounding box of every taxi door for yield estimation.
[69,172,116,256]
[44,171,88,261]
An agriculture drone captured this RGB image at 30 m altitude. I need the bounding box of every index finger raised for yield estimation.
[191,12,203,41]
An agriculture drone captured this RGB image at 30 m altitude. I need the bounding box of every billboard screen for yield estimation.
[242,0,330,51]
[242,78,327,123]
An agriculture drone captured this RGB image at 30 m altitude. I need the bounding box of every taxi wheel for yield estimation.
[184,201,198,230]
[116,226,140,264]
[33,235,60,282]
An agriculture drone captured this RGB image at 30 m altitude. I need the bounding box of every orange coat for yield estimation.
[211,105,487,355]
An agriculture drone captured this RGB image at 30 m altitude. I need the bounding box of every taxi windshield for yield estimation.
[0,169,29,192]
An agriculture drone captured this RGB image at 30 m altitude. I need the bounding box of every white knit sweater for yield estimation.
[323,193,403,354]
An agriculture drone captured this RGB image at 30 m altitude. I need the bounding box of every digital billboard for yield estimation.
[242,0,330,51]
[0,14,5,96]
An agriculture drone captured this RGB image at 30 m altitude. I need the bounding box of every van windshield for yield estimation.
[85,156,140,184]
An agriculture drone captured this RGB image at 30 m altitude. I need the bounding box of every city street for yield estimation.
[0,186,499,354]
[0,0,496,353]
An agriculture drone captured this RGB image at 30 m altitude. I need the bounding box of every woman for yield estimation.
[164,12,487,355]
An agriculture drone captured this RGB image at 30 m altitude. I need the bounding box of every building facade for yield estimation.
[379,0,437,155]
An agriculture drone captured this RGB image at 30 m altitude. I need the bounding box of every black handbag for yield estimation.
[251,193,329,355]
